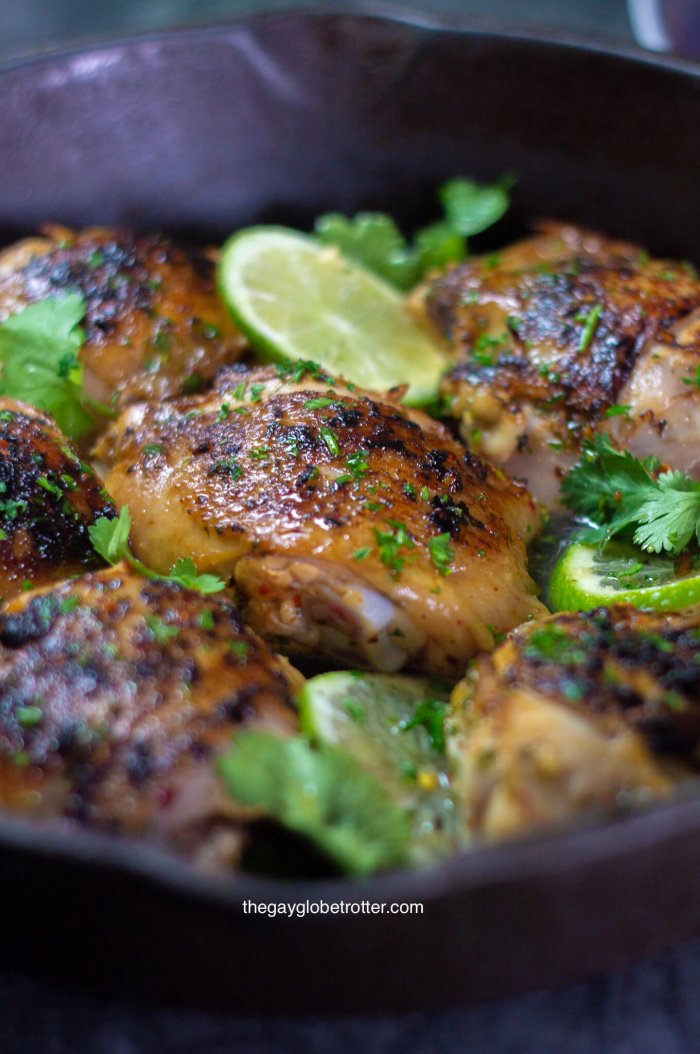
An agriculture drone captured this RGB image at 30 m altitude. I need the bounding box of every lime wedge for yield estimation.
[299,671,462,861]
[549,541,700,613]
[217,227,447,405]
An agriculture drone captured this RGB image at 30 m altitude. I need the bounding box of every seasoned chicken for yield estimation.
[426,223,700,505]
[450,605,700,840]
[0,566,299,871]
[0,398,114,600]
[95,363,544,677]
[0,226,245,409]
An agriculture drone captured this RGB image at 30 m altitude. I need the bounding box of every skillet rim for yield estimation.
[0,4,699,80]
[0,7,699,912]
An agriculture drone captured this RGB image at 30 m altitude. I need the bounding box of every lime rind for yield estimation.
[217,226,447,406]
[549,542,700,613]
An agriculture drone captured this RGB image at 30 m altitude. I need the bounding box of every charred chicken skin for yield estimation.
[0,399,114,600]
[0,227,246,408]
[427,223,700,505]
[450,605,700,840]
[0,566,299,870]
[95,363,544,677]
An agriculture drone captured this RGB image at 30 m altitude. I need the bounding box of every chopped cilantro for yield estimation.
[401,699,448,754]
[374,520,415,575]
[427,532,455,575]
[682,365,700,388]
[145,614,178,644]
[319,425,340,457]
[346,450,369,480]
[16,705,43,728]
[605,404,631,418]
[576,302,603,354]
[304,396,340,410]
[196,609,215,631]
[212,458,242,480]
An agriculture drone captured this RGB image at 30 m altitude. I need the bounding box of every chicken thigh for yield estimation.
[450,604,700,840]
[427,223,700,505]
[0,566,299,871]
[95,363,544,676]
[0,398,114,600]
[0,226,245,408]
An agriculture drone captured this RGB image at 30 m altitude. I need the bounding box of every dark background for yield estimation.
[1,1,699,1052]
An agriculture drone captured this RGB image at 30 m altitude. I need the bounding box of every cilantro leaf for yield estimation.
[315,175,512,290]
[0,295,93,439]
[314,213,416,289]
[439,176,512,237]
[413,221,466,277]
[89,504,133,564]
[633,472,700,554]
[167,557,226,595]
[89,506,225,595]
[218,732,409,875]
[561,435,700,556]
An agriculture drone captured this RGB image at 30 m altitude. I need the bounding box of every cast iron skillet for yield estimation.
[1,10,700,1016]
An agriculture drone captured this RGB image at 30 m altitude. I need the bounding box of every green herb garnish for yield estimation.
[427,532,455,575]
[0,295,93,438]
[315,176,512,290]
[561,434,700,555]
[218,732,409,876]
[89,507,226,595]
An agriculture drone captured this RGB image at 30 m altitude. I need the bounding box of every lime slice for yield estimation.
[217,227,447,405]
[299,671,462,861]
[549,541,700,613]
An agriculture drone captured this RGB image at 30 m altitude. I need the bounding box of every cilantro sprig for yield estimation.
[218,731,409,875]
[315,176,512,290]
[561,434,700,555]
[89,506,225,595]
[0,295,94,439]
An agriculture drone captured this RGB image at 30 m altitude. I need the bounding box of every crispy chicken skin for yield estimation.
[450,605,700,840]
[95,363,544,677]
[427,223,700,505]
[0,227,246,408]
[0,566,299,871]
[0,399,114,600]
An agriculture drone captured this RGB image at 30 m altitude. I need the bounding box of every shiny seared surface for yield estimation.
[96,363,544,676]
[0,566,299,869]
[0,399,114,599]
[451,605,700,840]
[0,226,246,408]
[428,223,700,504]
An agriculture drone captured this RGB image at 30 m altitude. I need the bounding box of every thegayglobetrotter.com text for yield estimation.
[242,899,424,918]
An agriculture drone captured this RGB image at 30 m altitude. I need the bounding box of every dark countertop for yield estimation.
[4,937,700,1053]
[0,2,698,1052]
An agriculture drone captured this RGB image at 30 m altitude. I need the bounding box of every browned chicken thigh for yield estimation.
[0,566,299,871]
[450,604,700,841]
[0,226,245,408]
[427,223,700,504]
[95,363,544,677]
[0,398,114,600]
